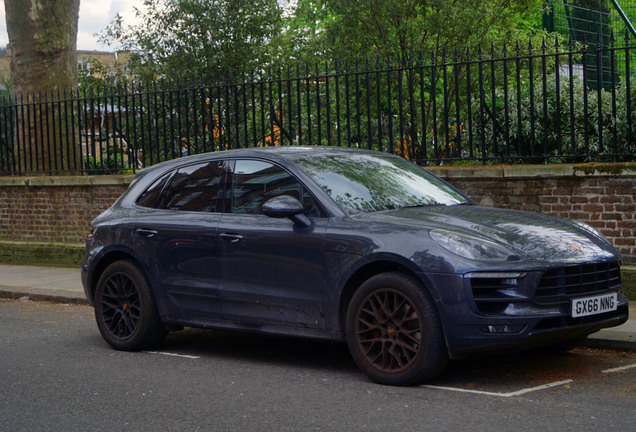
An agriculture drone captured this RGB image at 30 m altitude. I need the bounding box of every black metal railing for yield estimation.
[544,0,636,89]
[1,35,635,175]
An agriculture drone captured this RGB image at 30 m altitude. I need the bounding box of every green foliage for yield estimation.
[80,0,634,168]
[466,72,636,161]
[84,144,131,175]
[99,0,283,80]
[0,76,13,97]
[269,0,334,67]
[276,0,549,66]
[77,56,129,95]
[97,0,557,80]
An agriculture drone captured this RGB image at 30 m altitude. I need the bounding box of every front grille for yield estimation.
[536,262,621,301]
[468,261,621,315]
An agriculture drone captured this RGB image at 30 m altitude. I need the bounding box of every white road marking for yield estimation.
[144,351,200,359]
[422,379,574,398]
[602,363,636,374]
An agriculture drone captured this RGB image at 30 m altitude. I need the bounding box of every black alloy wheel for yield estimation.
[346,272,448,386]
[94,260,167,351]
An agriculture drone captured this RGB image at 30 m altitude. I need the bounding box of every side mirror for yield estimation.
[262,195,312,229]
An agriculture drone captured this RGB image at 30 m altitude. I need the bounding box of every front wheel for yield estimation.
[94,260,167,351]
[345,272,448,386]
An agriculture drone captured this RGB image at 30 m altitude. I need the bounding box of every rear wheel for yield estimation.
[94,260,167,351]
[346,272,448,386]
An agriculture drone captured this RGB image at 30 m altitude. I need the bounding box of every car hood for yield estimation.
[356,205,618,263]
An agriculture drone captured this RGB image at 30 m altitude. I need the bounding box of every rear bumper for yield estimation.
[80,259,93,306]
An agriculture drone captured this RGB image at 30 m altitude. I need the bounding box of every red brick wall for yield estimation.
[0,164,635,263]
[0,176,130,244]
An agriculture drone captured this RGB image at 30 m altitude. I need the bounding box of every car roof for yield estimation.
[132,146,389,190]
[138,146,383,172]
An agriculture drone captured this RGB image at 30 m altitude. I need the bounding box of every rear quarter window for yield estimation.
[136,172,172,208]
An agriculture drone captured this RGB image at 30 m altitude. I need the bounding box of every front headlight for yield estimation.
[429,229,520,261]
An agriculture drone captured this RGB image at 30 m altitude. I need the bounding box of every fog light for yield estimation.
[480,324,525,334]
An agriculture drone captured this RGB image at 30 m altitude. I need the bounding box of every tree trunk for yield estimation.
[4,0,81,174]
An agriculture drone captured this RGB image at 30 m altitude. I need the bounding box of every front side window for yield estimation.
[161,161,225,212]
[230,159,323,216]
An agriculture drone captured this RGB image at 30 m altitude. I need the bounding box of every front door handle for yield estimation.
[136,228,158,238]
[220,233,244,243]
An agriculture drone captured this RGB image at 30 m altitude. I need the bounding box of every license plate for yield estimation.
[571,293,617,318]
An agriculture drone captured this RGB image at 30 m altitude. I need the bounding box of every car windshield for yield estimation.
[294,152,469,213]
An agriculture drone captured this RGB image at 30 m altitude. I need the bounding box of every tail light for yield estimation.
[87,225,97,239]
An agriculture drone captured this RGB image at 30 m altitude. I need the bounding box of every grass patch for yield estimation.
[0,241,84,268]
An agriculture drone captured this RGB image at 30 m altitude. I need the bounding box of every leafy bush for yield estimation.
[84,145,131,175]
[465,72,636,161]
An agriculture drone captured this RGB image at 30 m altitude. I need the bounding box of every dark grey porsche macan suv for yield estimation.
[82,147,629,385]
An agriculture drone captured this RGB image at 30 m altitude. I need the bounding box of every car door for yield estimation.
[216,159,328,330]
[133,160,226,320]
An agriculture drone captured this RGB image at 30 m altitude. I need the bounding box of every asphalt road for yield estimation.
[1,299,635,432]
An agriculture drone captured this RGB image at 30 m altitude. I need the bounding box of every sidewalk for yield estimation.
[1,263,634,351]
[0,264,87,304]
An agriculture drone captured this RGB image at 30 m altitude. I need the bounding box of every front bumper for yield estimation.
[423,265,629,357]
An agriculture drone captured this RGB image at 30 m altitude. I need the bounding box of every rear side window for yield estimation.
[162,161,225,212]
[136,172,172,208]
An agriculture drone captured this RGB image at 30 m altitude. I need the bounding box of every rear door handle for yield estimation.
[136,228,158,238]
[220,233,244,243]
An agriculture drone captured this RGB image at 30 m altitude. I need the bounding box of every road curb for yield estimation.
[0,288,89,306]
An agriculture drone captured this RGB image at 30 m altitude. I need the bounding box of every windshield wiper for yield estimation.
[400,203,445,209]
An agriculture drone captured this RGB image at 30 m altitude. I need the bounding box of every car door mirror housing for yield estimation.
[262,196,312,228]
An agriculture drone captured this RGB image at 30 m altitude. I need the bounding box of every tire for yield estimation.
[345,272,448,386]
[94,260,167,351]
